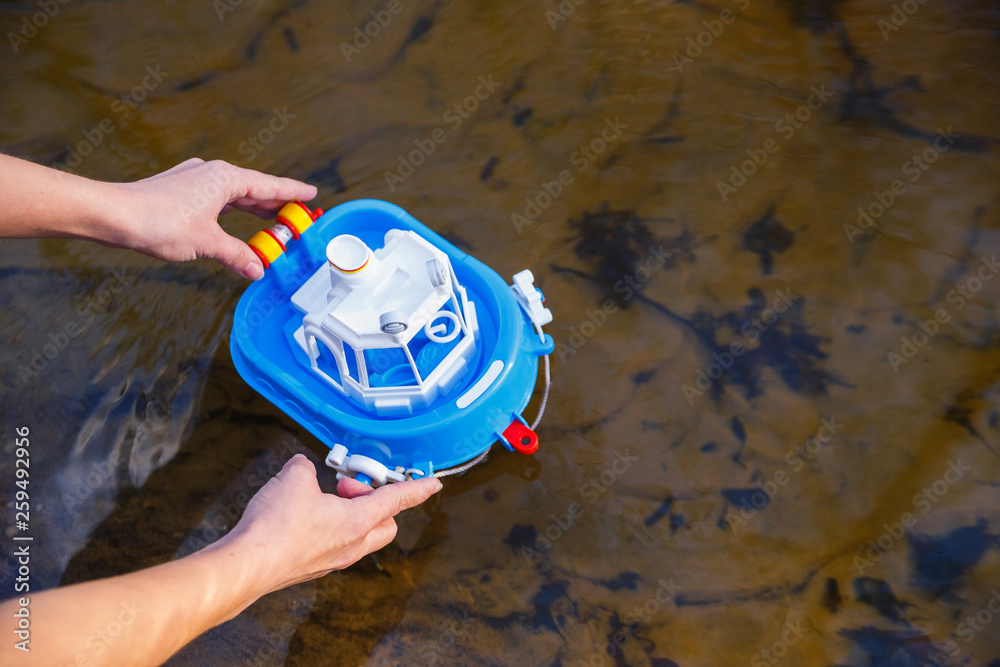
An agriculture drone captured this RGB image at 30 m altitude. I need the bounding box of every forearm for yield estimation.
[0,456,440,666]
[0,531,275,667]
[0,154,129,245]
[0,154,319,278]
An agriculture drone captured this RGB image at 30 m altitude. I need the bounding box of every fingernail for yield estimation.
[244,261,264,281]
[432,478,443,492]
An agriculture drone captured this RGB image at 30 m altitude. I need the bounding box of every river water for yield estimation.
[1,0,999,665]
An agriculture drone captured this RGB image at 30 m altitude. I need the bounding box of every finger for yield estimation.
[276,454,317,482]
[362,517,399,553]
[229,201,285,219]
[230,167,318,206]
[229,195,294,211]
[351,477,443,529]
[203,228,264,281]
[337,477,376,500]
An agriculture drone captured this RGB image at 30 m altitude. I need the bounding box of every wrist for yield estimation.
[34,170,135,246]
[74,179,135,247]
[201,522,290,602]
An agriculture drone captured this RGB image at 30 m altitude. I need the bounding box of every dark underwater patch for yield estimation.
[730,416,747,444]
[564,206,690,308]
[174,72,218,93]
[909,520,998,597]
[504,524,539,553]
[779,0,847,33]
[853,577,910,624]
[741,206,793,275]
[831,24,993,152]
[512,108,533,127]
[282,26,300,52]
[480,155,500,181]
[306,156,347,193]
[530,580,574,635]
[822,577,842,613]
[839,626,948,666]
[598,571,640,591]
[632,369,656,385]
[721,487,769,509]
[644,497,673,528]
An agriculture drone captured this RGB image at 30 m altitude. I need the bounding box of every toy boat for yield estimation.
[231,199,553,486]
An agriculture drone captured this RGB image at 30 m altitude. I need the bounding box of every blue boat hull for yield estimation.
[230,199,553,474]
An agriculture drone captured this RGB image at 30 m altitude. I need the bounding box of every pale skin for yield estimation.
[1,457,442,666]
[0,154,316,279]
[0,155,444,665]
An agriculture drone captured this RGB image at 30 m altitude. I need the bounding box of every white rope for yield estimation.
[433,448,491,478]
[427,323,551,480]
[530,322,550,431]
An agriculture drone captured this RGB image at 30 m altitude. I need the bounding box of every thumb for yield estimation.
[206,229,264,280]
[338,477,376,500]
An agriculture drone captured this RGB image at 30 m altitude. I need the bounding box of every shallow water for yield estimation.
[2,0,1000,665]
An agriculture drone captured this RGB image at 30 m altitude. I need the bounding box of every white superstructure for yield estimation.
[289,229,479,417]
